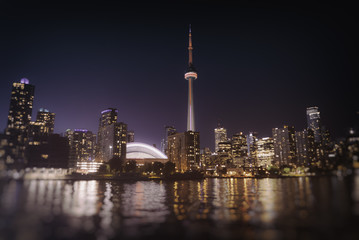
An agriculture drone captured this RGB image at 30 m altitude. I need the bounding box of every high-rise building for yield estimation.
[66,129,96,169]
[272,126,297,166]
[36,108,55,134]
[167,131,200,172]
[27,108,56,137]
[295,129,315,166]
[96,108,127,163]
[99,108,118,128]
[214,125,227,152]
[306,107,322,143]
[256,137,274,167]
[6,78,35,131]
[161,125,176,153]
[1,78,35,168]
[184,25,198,131]
[127,130,135,143]
[231,132,248,167]
[200,147,212,168]
[247,132,258,167]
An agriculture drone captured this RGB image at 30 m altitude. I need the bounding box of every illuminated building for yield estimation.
[167,131,200,172]
[218,142,232,154]
[76,161,103,174]
[256,137,274,168]
[36,108,55,134]
[161,125,176,153]
[6,78,35,131]
[200,147,212,168]
[295,129,315,166]
[27,108,55,138]
[214,125,227,152]
[96,108,127,163]
[272,126,297,166]
[127,130,135,143]
[306,107,330,166]
[126,142,168,166]
[0,78,35,168]
[346,128,359,168]
[231,132,248,167]
[185,25,197,131]
[306,107,322,143]
[25,108,63,168]
[218,141,233,166]
[247,132,258,167]
[99,108,118,128]
[127,142,167,159]
[66,129,96,169]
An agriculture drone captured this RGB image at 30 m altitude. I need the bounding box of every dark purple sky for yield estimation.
[0,1,358,151]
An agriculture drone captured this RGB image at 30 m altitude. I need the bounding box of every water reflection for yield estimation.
[0,177,358,240]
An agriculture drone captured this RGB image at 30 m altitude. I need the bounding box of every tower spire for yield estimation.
[188,24,193,66]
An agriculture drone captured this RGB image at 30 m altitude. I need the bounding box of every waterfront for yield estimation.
[1,176,359,240]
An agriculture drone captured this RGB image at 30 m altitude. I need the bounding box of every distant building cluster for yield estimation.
[191,106,358,176]
[0,78,131,173]
[1,26,358,177]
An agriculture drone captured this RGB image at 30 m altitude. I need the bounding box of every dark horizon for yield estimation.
[0,1,357,151]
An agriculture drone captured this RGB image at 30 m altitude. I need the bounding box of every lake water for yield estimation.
[1,176,359,240]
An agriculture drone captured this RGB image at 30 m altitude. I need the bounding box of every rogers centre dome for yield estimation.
[126,142,167,159]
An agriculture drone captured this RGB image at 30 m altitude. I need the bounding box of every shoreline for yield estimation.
[0,173,342,181]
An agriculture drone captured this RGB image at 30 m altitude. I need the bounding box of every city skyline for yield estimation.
[0,1,357,151]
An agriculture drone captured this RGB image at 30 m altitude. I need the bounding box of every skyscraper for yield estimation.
[231,132,248,167]
[99,108,118,128]
[66,129,96,169]
[28,108,56,137]
[167,131,200,172]
[96,108,127,163]
[272,126,297,166]
[127,130,135,143]
[306,107,322,143]
[161,125,176,154]
[184,25,198,131]
[256,137,274,168]
[1,78,35,167]
[247,132,258,167]
[295,129,315,166]
[214,125,227,152]
[6,78,35,131]
[36,108,55,134]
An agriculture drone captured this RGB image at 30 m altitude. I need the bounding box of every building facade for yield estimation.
[295,129,315,167]
[214,125,227,152]
[167,131,200,172]
[256,137,274,168]
[306,107,322,144]
[66,129,96,169]
[231,132,248,167]
[6,78,35,131]
[1,78,35,168]
[272,126,297,166]
[96,108,127,163]
[247,132,258,167]
[35,108,55,134]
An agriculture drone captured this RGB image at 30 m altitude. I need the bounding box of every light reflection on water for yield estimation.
[0,177,358,240]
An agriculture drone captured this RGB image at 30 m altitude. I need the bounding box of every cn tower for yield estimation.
[184,25,198,131]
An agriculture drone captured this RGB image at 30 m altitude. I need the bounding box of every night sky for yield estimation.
[0,1,357,151]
